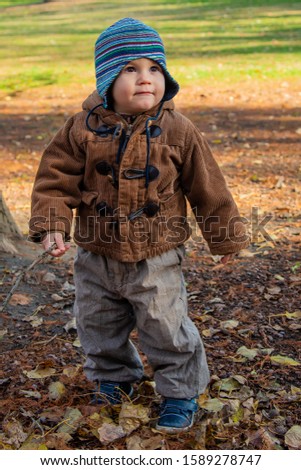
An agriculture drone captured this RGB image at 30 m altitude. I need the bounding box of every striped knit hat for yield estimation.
[95,18,179,108]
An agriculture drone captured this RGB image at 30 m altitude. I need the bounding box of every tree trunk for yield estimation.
[0,191,23,253]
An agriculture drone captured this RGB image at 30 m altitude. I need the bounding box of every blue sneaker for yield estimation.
[94,381,133,405]
[156,397,198,433]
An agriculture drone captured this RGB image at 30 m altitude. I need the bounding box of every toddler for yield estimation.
[30,18,249,433]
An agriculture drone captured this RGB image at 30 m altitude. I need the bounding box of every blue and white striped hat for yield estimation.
[95,18,179,108]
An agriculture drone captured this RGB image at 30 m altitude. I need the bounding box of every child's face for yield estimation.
[112,58,165,115]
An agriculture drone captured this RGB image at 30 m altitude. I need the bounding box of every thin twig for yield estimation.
[32,334,58,346]
[1,243,56,313]
[20,406,45,438]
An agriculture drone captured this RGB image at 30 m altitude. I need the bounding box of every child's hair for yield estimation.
[94,17,179,108]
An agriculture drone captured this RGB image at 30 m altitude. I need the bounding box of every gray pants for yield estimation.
[73,246,210,399]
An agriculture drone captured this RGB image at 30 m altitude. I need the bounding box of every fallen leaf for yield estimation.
[126,434,166,450]
[32,305,46,315]
[23,315,43,327]
[229,400,244,424]
[270,355,300,366]
[285,425,301,449]
[24,366,56,379]
[212,375,246,393]
[20,434,48,450]
[237,249,256,258]
[137,380,156,396]
[45,432,72,450]
[288,323,301,330]
[247,427,281,450]
[199,397,225,412]
[40,409,65,426]
[126,434,144,450]
[270,311,301,320]
[42,272,56,283]
[3,419,28,449]
[285,310,301,319]
[62,281,75,292]
[291,263,301,274]
[193,421,207,449]
[57,408,83,435]
[98,422,126,445]
[271,324,284,332]
[220,319,239,329]
[142,435,167,450]
[51,294,64,301]
[73,337,81,347]
[62,365,81,378]
[236,346,258,360]
[197,314,214,323]
[119,402,150,434]
[266,286,281,295]
[19,390,42,399]
[259,348,274,356]
[291,386,301,395]
[86,412,113,438]
[201,328,220,338]
[289,275,301,283]
[220,384,253,401]
[9,293,32,306]
[31,317,43,327]
[242,397,256,411]
[48,381,67,400]
[208,297,224,304]
[0,328,8,339]
[64,318,77,333]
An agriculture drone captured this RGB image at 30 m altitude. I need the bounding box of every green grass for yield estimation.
[0,68,71,94]
[0,0,300,94]
[0,0,43,6]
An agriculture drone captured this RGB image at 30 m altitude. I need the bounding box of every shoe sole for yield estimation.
[155,416,195,434]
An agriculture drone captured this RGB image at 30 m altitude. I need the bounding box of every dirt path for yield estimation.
[0,80,301,450]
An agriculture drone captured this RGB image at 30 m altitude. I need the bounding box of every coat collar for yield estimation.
[82,89,174,126]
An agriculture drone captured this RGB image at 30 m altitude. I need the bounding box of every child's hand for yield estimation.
[42,232,70,257]
[220,254,235,264]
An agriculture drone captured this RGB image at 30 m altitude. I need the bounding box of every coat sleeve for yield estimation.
[29,115,85,242]
[180,122,249,255]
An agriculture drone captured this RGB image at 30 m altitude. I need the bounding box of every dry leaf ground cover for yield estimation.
[1,0,301,452]
[1,78,300,451]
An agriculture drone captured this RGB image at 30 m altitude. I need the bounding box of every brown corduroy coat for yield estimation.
[29,90,249,262]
